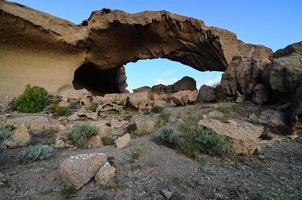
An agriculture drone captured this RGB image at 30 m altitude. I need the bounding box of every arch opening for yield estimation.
[72,62,120,95]
[125,58,223,92]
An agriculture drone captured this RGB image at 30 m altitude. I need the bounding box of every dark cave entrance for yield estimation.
[72,62,120,95]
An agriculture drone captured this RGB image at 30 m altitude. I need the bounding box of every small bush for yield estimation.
[156,110,171,128]
[60,186,77,199]
[151,106,164,113]
[101,135,115,146]
[15,85,48,113]
[67,123,98,148]
[19,144,54,162]
[50,103,70,116]
[153,127,183,150]
[182,126,235,159]
[87,103,98,112]
[0,125,15,141]
[129,148,144,163]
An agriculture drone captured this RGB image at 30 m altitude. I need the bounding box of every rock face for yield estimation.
[198,118,264,155]
[0,0,239,97]
[60,153,107,190]
[221,42,273,97]
[197,85,216,103]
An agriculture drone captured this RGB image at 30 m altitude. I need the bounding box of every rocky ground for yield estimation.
[0,95,301,200]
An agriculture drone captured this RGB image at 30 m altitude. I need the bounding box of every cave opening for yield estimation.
[73,62,120,95]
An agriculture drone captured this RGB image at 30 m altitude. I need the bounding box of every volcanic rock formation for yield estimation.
[0,0,301,129]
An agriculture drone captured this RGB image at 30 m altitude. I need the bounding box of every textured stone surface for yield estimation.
[0,1,240,97]
[11,123,31,147]
[171,90,198,106]
[60,153,107,189]
[198,85,216,103]
[95,162,116,186]
[115,133,131,149]
[198,118,263,155]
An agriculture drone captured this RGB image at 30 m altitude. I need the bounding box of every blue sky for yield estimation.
[10,0,302,91]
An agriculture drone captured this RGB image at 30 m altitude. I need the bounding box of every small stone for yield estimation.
[3,139,17,149]
[115,133,131,149]
[161,189,173,199]
[95,162,116,186]
[54,139,65,148]
[87,135,101,148]
[258,155,265,160]
[11,123,31,147]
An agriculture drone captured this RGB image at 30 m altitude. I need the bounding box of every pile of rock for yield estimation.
[60,153,116,190]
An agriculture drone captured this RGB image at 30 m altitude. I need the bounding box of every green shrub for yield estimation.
[156,110,171,128]
[213,84,226,102]
[153,127,183,150]
[50,103,70,116]
[19,144,54,162]
[60,186,77,199]
[15,85,48,113]
[101,135,115,146]
[182,126,235,159]
[87,103,98,112]
[151,106,164,113]
[0,125,15,141]
[67,123,98,148]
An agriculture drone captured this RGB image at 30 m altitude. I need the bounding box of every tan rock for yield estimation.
[58,100,70,108]
[171,90,198,106]
[111,118,127,129]
[95,162,116,186]
[80,95,93,106]
[87,135,101,148]
[115,133,131,149]
[3,139,18,149]
[60,153,107,190]
[128,91,153,112]
[11,123,31,147]
[198,118,263,155]
[97,103,123,113]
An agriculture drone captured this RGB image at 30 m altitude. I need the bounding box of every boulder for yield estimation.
[128,92,153,112]
[11,123,31,147]
[167,76,197,93]
[198,85,216,103]
[198,118,264,155]
[151,93,171,107]
[60,153,107,190]
[171,90,198,106]
[115,133,131,149]
[151,84,166,93]
[95,93,129,106]
[252,83,269,104]
[258,110,289,134]
[133,86,151,93]
[95,162,116,186]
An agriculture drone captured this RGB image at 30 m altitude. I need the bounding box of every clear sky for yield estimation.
[10,0,302,91]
